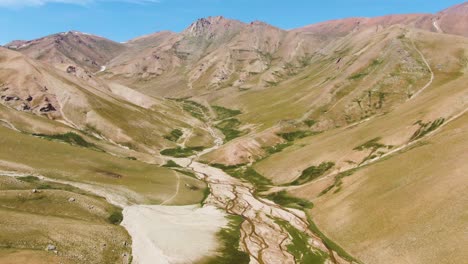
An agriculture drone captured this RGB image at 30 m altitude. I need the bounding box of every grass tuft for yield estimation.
[291,162,335,185]
[33,132,95,148]
[215,118,246,141]
[275,219,328,264]
[174,169,197,178]
[160,146,205,158]
[17,176,40,183]
[410,118,445,141]
[263,191,313,210]
[353,137,385,151]
[108,211,123,225]
[319,169,357,196]
[204,215,250,264]
[354,137,393,164]
[200,187,210,205]
[304,119,317,127]
[277,130,317,142]
[162,160,182,168]
[212,105,242,120]
[164,129,183,142]
[179,100,209,121]
[264,142,293,155]
[348,72,368,80]
[307,214,361,263]
[211,164,272,192]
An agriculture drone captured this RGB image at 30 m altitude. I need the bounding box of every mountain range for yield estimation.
[0,2,467,264]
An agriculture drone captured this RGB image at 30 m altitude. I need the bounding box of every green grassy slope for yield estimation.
[0,176,131,264]
[300,112,468,264]
[0,126,206,205]
[253,30,468,184]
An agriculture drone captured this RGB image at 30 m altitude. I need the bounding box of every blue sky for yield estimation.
[1,0,465,44]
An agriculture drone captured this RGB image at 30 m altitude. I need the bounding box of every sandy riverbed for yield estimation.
[121,204,228,264]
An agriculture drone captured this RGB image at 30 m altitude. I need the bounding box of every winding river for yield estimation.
[165,128,349,264]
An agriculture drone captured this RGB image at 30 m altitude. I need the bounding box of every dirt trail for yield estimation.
[0,119,20,132]
[160,171,181,205]
[0,171,132,207]
[0,171,227,264]
[361,107,467,167]
[178,128,193,148]
[281,106,468,193]
[2,98,353,264]
[409,39,434,99]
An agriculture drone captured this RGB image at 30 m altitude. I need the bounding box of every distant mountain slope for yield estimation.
[5,31,126,72]
[102,16,327,97]
[98,3,466,97]
[5,3,466,97]
[434,2,468,36]
[295,14,427,37]
[0,47,213,154]
[2,3,465,157]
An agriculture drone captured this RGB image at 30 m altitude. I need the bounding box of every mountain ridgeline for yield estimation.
[0,2,467,264]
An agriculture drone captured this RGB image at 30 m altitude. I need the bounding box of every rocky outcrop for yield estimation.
[0,85,60,117]
[66,65,77,74]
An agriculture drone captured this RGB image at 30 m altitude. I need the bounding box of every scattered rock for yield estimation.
[22,104,31,110]
[46,244,56,251]
[66,66,76,74]
[185,183,199,191]
[4,96,20,102]
[40,103,56,112]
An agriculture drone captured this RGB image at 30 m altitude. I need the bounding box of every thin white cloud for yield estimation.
[0,0,160,7]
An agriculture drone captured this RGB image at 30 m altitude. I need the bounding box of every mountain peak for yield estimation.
[183,16,245,37]
[4,40,27,49]
[55,30,105,39]
[249,20,271,27]
[439,1,468,14]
